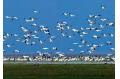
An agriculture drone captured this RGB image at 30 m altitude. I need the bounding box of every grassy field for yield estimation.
[4,64,115,79]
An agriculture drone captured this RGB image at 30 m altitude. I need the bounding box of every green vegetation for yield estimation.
[4,64,115,79]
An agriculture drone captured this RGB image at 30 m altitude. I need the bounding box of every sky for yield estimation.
[3,0,115,55]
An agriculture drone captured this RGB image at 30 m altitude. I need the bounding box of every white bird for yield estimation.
[6,33,10,37]
[86,27,95,31]
[5,16,18,20]
[24,34,31,38]
[31,41,36,45]
[36,51,41,54]
[61,33,66,37]
[44,31,50,35]
[99,24,105,29]
[90,45,97,52]
[110,48,115,51]
[73,43,79,45]
[64,12,69,16]
[31,23,37,27]
[33,36,39,39]
[88,50,92,53]
[80,51,85,53]
[49,38,53,43]
[109,33,114,37]
[25,38,29,42]
[5,16,11,19]
[6,44,11,48]
[3,35,7,39]
[25,17,35,23]
[56,22,68,32]
[39,40,43,45]
[81,40,87,44]
[95,29,102,32]
[70,14,75,17]
[102,34,107,37]
[13,16,18,20]
[16,39,20,42]
[67,26,70,30]
[80,27,84,30]
[63,12,75,17]
[82,32,88,35]
[31,35,36,37]
[68,35,72,38]
[33,10,39,14]
[24,41,30,45]
[80,34,84,37]
[98,44,105,47]
[34,30,38,34]
[86,44,92,47]
[14,50,20,53]
[107,22,114,26]
[72,29,79,32]
[88,19,95,24]
[78,45,83,48]
[100,18,107,22]
[40,26,50,35]
[88,14,94,18]
[106,41,112,45]
[58,53,65,57]
[21,27,29,32]
[101,5,105,10]
[50,36,56,40]
[3,50,6,53]
[92,35,101,39]
[42,47,49,50]
[69,49,74,52]
[94,15,101,18]
[52,47,58,50]
[62,21,67,24]
[13,34,18,37]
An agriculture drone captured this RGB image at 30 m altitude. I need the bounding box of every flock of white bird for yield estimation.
[3,4,115,56]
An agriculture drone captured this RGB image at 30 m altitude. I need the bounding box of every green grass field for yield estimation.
[4,64,115,79]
